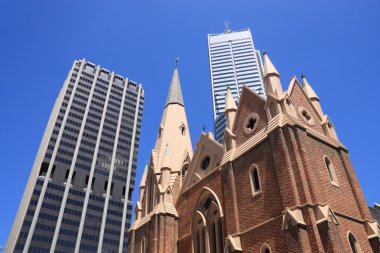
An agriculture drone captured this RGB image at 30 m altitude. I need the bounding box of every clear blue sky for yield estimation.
[1,0,379,248]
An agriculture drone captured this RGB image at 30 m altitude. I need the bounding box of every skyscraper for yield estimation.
[5,59,144,253]
[207,27,265,142]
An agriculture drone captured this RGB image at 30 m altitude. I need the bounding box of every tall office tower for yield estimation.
[5,59,144,253]
[208,27,266,142]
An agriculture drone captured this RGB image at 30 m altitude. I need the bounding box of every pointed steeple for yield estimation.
[263,52,280,77]
[224,88,237,130]
[224,88,237,113]
[263,51,283,98]
[165,68,184,107]
[153,66,193,174]
[302,74,319,100]
[301,74,324,117]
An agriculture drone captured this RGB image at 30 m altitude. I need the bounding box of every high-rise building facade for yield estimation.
[208,28,265,142]
[5,59,144,253]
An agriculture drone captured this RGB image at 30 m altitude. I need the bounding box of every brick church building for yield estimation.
[128,52,380,253]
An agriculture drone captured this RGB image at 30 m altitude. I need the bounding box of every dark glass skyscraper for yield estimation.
[5,59,144,253]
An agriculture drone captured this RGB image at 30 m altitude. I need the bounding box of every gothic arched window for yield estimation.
[207,202,223,253]
[348,232,362,253]
[181,163,189,184]
[260,243,272,253]
[180,124,186,136]
[141,237,146,253]
[249,165,261,196]
[324,157,339,187]
[192,189,224,253]
[192,211,206,253]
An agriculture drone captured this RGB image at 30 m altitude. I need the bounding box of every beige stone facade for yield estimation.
[129,55,380,253]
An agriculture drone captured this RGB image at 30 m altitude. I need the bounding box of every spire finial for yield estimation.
[224,21,231,33]
[301,72,305,79]
[262,49,267,55]
[175,57,180,69]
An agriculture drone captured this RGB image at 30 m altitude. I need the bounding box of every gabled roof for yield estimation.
[165,68,184,107]
[287,76,323,121]
[181,132,223,193]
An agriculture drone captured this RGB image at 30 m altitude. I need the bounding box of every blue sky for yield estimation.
[0,0,379,248]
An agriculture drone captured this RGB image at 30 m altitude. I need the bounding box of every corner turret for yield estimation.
[263,52,283,98]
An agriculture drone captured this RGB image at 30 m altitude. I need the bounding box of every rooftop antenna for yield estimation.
[224,20,231,33]
[175,57,180,69]
[202,124,206,132]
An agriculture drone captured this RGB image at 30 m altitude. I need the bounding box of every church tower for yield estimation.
[129,66,193,253]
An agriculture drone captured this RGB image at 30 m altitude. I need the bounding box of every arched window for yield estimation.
[181,163,189,184]
[324,157,339,186]
[180,124,186,136]
[192,211,206,253]
[249,165,261,195]
[260,244,272,253]
[141,237,146,253]
[348,232,362,253]
[200,156,211,170]
[207,202,223,253]
[193,189,224,253]
[269,103,278,118]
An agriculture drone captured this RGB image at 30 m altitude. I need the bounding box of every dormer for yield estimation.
[232,86,268,147]
[181,132,223,192]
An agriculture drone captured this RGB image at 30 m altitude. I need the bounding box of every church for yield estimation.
[128,52,380,253]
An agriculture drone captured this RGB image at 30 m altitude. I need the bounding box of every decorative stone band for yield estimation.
[221,113,347,168]
[129,202,179,231]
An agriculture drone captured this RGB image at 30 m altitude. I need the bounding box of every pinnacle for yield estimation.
[165,68,184,107]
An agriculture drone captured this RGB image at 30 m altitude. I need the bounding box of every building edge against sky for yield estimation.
[5,59,144,253]
[207,27,266,142]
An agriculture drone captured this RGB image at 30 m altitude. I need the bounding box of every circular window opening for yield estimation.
[200,156,211,170]
[298,107,315,125]
[243,113,260,135]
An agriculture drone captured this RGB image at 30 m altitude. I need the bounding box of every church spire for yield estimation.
[263,51,283,98]
[153,66,193,174]
[165,66,184,107]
